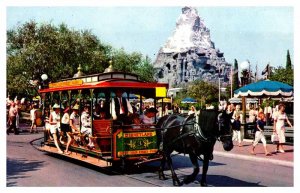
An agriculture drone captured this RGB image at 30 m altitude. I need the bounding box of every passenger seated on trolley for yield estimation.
[140,107,157,127]
[65,104,80,154]
[93,107,107,120]
[81,104,95,149]
[130,113,141,129]
[49,103,64,154]
[93,100,108,120]
[110,89,133,125]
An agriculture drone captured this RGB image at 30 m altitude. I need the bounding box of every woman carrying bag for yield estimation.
[273,104,293,153]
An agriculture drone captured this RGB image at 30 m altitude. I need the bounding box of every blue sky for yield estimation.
[6,6,294,75]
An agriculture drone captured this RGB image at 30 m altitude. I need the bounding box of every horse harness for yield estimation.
[158,113,231,152]
[158,115,210,154]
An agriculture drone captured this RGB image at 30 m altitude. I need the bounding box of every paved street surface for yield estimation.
[6,125,294,187]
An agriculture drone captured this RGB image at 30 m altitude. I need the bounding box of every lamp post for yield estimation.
[40,73,48,114]
[218,77,224,102]
[41,74,48,89]
[240,60,250,140]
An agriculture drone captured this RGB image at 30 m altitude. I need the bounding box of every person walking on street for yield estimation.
[273,104,293,153]
[232,105,242,147]
[49,103,64,154]
[188,105,196,115]
[14,99,21,134]
[232,115,242,147]
[7,102,18,135]
[172,103,180,114]
[251,112,271,156]
[30,104,38,133]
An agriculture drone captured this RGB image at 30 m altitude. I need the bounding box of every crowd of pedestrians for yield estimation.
[7,94,293,157]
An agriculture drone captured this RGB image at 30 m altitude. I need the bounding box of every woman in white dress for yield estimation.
[49,104,64,154]
[273,104,293,153]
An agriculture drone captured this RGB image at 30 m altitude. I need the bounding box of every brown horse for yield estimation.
[156,109,233,186]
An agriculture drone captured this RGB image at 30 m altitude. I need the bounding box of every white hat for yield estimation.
[72,104,79,110]
[53,103,64,109]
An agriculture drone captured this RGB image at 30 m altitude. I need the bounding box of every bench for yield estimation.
[92,120,113,153]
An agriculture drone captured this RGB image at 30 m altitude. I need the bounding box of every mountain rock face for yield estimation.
[154,7,231,88]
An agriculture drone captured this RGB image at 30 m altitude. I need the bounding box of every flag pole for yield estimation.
[230,65,233,98]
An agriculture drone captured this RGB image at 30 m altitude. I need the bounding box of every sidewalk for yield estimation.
[12,123,293,167]
[214,139,293,167]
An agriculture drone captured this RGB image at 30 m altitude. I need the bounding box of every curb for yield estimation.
[214,150,293,168]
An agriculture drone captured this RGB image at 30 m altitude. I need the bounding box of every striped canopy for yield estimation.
[234,80,293,98]
[181,97,197,104]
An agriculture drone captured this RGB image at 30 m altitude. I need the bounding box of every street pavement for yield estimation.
[11,123,294,168]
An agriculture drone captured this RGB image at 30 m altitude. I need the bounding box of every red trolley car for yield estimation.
[38,64,168,167]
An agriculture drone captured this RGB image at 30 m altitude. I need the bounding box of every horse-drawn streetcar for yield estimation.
[38,65,233,186]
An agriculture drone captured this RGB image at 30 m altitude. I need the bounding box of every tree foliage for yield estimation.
[270,67,294,86]
[186,80,219,104]
[286,49,292,70]
[7,21,155,97]
[232,59,239,93]
[269,50,294,86]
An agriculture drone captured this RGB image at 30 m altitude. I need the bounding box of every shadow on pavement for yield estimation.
[6,158,45,187]
[202,174,264,187]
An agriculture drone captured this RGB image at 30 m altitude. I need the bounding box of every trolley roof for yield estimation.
[39,71,168,97]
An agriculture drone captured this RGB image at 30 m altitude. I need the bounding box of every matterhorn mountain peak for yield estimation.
[154,7,231,88]
[162,6,214,53]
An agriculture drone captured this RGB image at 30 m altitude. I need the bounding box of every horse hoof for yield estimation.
[183,177,194,184]
[159,173,167,180]
[173,181,182,186]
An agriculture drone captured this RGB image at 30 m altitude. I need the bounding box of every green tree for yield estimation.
[7,21,155,97]
[112,49,155,82]
[270,67,293,86]
[286,49,292,70]
[269,50,294,86]
[134,56,155,82]
[186,80,219,105]
[232,59,239,96]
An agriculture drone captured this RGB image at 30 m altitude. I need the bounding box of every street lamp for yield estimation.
[41,74,48,81]
[240,60,250,86]
[41,74,48,89]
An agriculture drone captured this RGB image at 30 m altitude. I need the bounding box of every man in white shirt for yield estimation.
[110,90,133,124]
[264,102,273,126]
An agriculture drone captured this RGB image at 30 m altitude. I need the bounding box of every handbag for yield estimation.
[271,132,279,143]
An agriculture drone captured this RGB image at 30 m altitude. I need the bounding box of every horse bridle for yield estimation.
[216,113,232,142]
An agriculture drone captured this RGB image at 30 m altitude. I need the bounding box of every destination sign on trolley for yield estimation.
[156,87,167,97]
[49,79,83,88]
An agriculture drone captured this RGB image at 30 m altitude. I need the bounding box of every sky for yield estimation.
[5,5,294,76]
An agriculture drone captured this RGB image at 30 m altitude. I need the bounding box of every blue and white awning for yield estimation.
[234,80,293,98]
[181,97,197,104]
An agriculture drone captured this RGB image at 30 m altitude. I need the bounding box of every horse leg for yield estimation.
[166,154,182,186]
[200,155,210,186]
[183,153,199,184]
[158,155,166,180]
